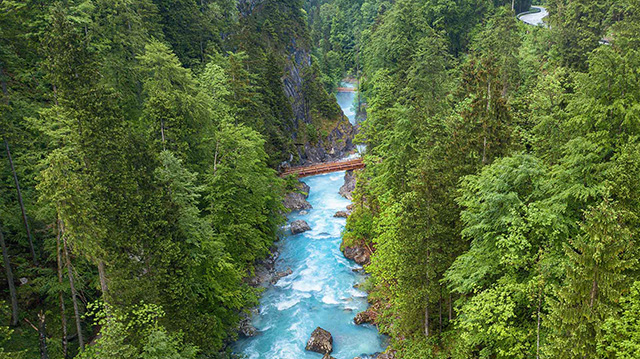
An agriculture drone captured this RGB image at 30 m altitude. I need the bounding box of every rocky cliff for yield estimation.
[238,0,355,166]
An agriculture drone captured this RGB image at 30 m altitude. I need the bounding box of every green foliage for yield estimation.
[598,281,640,359]
[78,302,198,359]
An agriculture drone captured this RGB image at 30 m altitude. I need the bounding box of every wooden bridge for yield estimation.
[337,87,357,92]
[280,158,364,178]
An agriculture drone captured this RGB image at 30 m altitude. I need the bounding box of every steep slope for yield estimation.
[237,0,355,166]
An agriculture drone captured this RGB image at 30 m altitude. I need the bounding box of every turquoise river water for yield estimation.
[234,85,386,358]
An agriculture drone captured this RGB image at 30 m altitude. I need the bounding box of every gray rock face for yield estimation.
[291,220,311,234]
[247,248,279,287]
[281,31,356,165]
[300,117,356,164]
[236,0,355,167]
[283,181,312,211]
[306,327,333,354]
[339,170,356,200]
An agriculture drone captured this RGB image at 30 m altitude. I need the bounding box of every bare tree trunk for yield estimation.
[52,84,59,106]
[1,66,7,105]
[0,227,18,326]
[38,311,50,359]
[4,137,37,265]
[589,276,598,309]
[512,0,515,11]
[213,140,220,174]
[424,298,430,337]
[536,289,541,359]
[98,260,108,296]
[439,285,443,335]
[424,251,430,338]
[483,136,487,165]
[62,229,84,351]
[160,118,166,150]
[56,219,68,358]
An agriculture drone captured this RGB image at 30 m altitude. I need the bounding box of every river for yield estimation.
[234,84,386,358]
[336,81,357,125]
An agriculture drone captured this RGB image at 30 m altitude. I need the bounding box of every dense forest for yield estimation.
[1,0,639,358]
[329,0,639,358]
[0,0,350,357]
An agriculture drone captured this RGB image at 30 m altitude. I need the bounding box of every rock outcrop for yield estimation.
[342,245,371,265]
[236,0,355,167]
[334,211,349,218]
[291,220,311,234]
[247,247,279,287]
[271,268,293,284]
[354,309,376,325]
[300,117,356,164]
[377,351,396,359]
[306,327,333,354]
[238,315,257,337]
[283,180,312,211]
[339,170,356,200]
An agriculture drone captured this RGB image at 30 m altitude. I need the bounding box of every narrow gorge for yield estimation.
[234,86,386,359]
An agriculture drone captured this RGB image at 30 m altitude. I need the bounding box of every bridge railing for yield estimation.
[281,158,364,178]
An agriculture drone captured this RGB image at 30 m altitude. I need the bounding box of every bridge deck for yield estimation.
[281,158,364,178]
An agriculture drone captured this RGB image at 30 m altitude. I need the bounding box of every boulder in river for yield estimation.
[247,248,279,287]
[271,268,293,284]
[334,210,349,218]
[322,354,336,359]
[339,170,356,200]
[291,220,311,234]
[377,351,396,359]
[237,314,257,337]
[283,181,312,211]
[306,327,333,354]
[354,309,376,325]
[343,245,371,265]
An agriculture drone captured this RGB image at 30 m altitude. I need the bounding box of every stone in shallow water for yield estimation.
[271,268,293,284]
[354,309,376,325]
[343,245,371,265]
[306,327,333,354]
[334,210,349,218]
[291,219,311,234]
[237,316,257,337]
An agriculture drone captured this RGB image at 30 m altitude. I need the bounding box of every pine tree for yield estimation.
[547,201,636,358]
